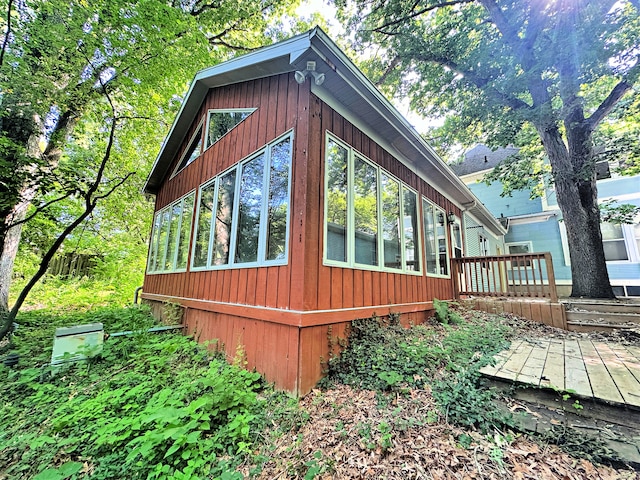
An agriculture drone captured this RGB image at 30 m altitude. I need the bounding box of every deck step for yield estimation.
[563,301,640,333]
[566,321,640,333]
[562,300,640,315]
[565,310,640,324]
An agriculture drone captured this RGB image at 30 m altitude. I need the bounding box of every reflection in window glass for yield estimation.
[381,174,401,269]
[354,157,378,265]
[212,171,236,265]
[601,223,628,261]
[155,210,171,271]
[423,201,437,274]
[326,140,348,262]
[423,199,448,275]
[175,126,202,173]
[190,133,292,270]
[176,194,194,269]
[207,110,254,148]
[266,138,291,260]
[148,193,195,273]
[193,185,215,267]
[403,188,419,271]
[165,202,182,270]
[236,153,265,263]
[148,213,161,272]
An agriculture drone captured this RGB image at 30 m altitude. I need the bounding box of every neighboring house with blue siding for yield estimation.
[452,145,640,298]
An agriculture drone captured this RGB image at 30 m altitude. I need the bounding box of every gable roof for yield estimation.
[143,27,505,236]
[451,145,520,176]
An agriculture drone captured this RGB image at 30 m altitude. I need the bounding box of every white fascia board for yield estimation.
[508,211,558,225]
[144,32,315,195]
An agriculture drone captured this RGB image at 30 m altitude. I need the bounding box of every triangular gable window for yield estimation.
[174,123,203,175]
[205,109,256,149]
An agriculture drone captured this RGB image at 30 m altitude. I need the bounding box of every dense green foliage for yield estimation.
[0,306,276,479]
[321,308,512,432]
[337,0,640,298]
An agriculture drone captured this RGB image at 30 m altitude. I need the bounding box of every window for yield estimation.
[422,199,449,276]
[205,109,255,150]
[602,222,628,261]
[191,132,293,270]
[601,219,640,262]
[507,241,533,267]
[147,191,196,274]
[450,217,463,258]
[324,134,421,274]
[173,123,203,175]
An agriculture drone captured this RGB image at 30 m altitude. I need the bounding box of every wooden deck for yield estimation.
[480,338,640,408]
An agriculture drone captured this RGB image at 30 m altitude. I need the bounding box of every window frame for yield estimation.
[506,241,534,268]
[323,133,422,275]
[601,218,640,264]
[170,119,204,178]
[422,198,450,278]
[204,108,257,151]
[190,130,294,271]
[147,190,196,275]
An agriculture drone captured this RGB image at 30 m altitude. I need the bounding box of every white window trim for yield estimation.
[506,240,537,270]
[170,119,204,179]
[190,130,294,271]
[603,222,640,264]
[323,133,422,275]
[204,108,257,151]
[147,190,196,275]
[423,199,451,278]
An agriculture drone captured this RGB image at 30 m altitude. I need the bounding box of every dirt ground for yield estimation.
[242,313,640,479]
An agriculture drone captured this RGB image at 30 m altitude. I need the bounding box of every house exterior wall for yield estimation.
[463,168,640,297]
[143,74,478,393]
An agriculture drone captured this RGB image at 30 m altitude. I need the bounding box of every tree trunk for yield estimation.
[537,123,615,299]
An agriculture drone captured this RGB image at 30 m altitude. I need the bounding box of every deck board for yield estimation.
[578,340,623,404]
[592,341,640,407]
[480,337,640,408]
[541,340,564,390]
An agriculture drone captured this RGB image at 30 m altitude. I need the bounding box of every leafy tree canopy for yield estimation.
[336,0,640,298]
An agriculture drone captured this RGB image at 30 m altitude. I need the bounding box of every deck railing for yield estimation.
[451,252,558,303]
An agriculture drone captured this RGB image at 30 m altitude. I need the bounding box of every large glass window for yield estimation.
[381,174,401,269]
[324,134,421,274]
[191,132,293,270]
[326,139,348,262]
[147,191,196,274]
[205,109,255,149]
[422,199,449,276]
[236,153,265,263]
[354,157,378,266]
[212,171,236,265]
[173,124,203,175]
[602,222,629,261]
[403,188,420,271]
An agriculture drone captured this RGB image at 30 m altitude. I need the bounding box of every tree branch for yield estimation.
[5,191,77,229]
[369,0,472,34]
[0,0,13,68]
[586,44,640,130]
[413,52,531,111]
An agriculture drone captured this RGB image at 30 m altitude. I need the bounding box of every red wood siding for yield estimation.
[145,73,308,311]
[183,307,300,391]
[298,94,458,313]
[142,78,470,394]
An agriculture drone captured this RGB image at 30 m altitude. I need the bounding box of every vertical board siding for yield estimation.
[144,73,305,309]
[302,94,459,311]
[183,307,300,391]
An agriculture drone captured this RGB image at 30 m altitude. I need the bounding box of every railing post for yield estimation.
[451,259,460,299]
[544,252,558,302]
